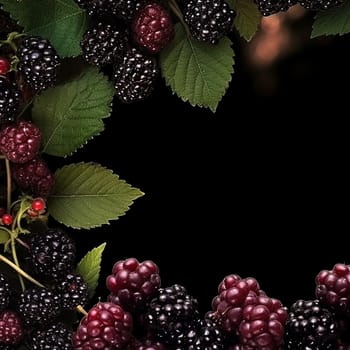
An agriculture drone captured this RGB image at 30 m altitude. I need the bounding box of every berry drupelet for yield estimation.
[298,0,345,10]
[254,0,297,16]
[0,77,21,125]
[184,0,236,44]
[17,36,60,91]
[106,257,161,312]
[0,274,10,312]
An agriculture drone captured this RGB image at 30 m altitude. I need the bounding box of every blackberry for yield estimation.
[0,310,24,345]
[143,284,199,345]
[254,0,297,16]
[17,287,61,327]
[73,302,133,349]
[184,0,236,44]
[0,120,41,164]
[11,156,55,198]
[132,3,174,54]
[106,257,161,312]
[30,323,73,350]
[74,0,147,20]
[316,263,350,314]
[56,273,88,310]
[0,58,10,76]
[28,229,76,280]
[81,22,128,67]
[0,10,21,38]
[17,36,60,91]
[0,274,10,312]
[211,275,260,333]
[174,318,226,350]
[136,339,166,350]
[298,0,345,10]
[239,293,288,349]
[0,77,21,125]
[113,47,158,103]
[284,299,338,350]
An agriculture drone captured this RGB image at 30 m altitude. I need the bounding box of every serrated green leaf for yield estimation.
[159,24,234,112]
[0,229,9,244]
[0,0,88,57]
[48,163,144,229]
[228,0,261,41]
[76,243,106,299]
[32,66,114,157]
[312,1,350,37]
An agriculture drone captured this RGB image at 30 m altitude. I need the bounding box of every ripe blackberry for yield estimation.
[30,323,73,350]
[17,36,60,91]
[132,3,174,54]
[0,274,10,312]
[184,0,236,44]
[74,0,147,20]
[239,293,288,349]
[81,22,128,67]
[106,257,161,312]
[211,275,260,333]
[136,339,166,350]
[143,284,199,344]
[298,0,345,10]
[56,273,88,310]
[284,299,338,350]
[17,287,61,327]
[28,229,76,280]
[0,310,24,345]
[316,263,350,314]
[73,302,133,349]
[174,317,226,350]
[0,120,41,164]
[11,156,55,198]
[254,0,297,16]
[0,77,21,125]
[113,47,158,103]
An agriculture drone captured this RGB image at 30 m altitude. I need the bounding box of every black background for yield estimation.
[57,23,350,314]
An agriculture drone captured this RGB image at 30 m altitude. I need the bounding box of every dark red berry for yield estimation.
[132,2,174,54]
[0,310,24,345]
[136,339,166,350]
[106,257,161,312]
[11,156,55,198]
[0,57,10,76]
[0,120,41,164]
[73,302,133,350]
[1,213,12,226]
[31,197,46,212]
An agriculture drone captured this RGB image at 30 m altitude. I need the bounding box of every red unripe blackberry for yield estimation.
[0,57,10,76]
[0,310,24,345]
[31,197,46,212]
[73,302,133,350]
[11,156,55,198]
[132,2,174,54]
[316,263,350,314]
[0,120,41,164]
[1,213,12,226]
[106,257,161,312]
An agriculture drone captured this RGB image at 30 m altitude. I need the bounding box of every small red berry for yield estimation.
[0,57,10,76]
[31,197,46,212]
[1,214,13,226]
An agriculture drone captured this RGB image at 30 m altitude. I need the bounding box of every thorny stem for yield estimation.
[168,0,190,35]
[0,254,45,288]
[5,158,11,213]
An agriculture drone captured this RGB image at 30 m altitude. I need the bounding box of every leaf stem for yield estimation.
[0,254,45,288]
[168,0,190,35]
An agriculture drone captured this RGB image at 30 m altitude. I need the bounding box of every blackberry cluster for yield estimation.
[254,0,297,16]
[17,36,60,91]
[184,0,236,44]
[0,77,21,125]
[284,299,338,349]
[113,48,158,103]
[0,274,10,311]
[106,257,161,312]
[30,323,73,350]
[28,229,76,280]
[298,0,345,10]
[81,22,128,66]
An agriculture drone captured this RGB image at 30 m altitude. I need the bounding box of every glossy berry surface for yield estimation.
[0,310,24,345]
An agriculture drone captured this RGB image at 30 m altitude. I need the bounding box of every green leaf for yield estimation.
[0,0,88,57]
[48,163,144,229]
[312,1,350,37]
[76,243,106,299]
[159,23,234,112]
[0,229,9,244]
[32,66,114,157]
[229,0,261,41]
